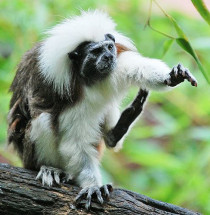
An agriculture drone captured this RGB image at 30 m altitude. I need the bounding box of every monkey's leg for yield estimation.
[164,63,197,87]
[104,89,149,148]
[69,150,113,210]
[36,165,73,186]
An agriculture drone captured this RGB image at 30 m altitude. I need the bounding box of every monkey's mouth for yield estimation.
[98,61,116,74]
[100,64,111,72]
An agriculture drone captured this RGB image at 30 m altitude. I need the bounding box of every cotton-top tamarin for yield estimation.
[8,10,197,209]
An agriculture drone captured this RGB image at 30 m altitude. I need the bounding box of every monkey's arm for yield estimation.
[116,51,197,91]
[104,89,149,148]
[105,51,198,148]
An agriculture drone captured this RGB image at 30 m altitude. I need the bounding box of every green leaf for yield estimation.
[176,38,198,60]
[162,39,174,57]
[176,38,210,83]
[191,0,210,26]
[170,17,188,40]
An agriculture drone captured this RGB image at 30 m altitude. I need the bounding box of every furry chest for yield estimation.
[59,105,105,145]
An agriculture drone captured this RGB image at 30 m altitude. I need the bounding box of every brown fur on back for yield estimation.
[8,43,83,169]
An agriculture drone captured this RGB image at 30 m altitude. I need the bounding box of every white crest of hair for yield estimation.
[38,10,135,96]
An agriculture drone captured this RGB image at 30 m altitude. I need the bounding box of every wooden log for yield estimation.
[0,163,201,215]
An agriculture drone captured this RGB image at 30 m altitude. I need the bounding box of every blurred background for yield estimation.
[0,0,209,213]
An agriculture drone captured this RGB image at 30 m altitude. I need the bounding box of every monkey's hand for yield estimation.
[75,184,113,210]
[164,63,197,87]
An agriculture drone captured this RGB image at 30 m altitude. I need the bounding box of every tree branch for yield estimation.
[0,163,200,215]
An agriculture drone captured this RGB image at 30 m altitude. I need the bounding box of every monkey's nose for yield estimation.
[103,54,113,62]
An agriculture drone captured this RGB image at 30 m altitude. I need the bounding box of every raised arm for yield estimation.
[115,50,197,91]
[105,46,198,149]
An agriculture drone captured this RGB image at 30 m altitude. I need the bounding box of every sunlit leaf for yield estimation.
[191,0,210,26]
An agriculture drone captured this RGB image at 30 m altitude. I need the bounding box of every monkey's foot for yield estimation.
[75,184,113,210]
[164,63,197,87]
[36,165,66,186]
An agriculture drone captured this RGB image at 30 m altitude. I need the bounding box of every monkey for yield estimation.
[7,10,197,210]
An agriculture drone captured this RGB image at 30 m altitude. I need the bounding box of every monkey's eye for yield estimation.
[92,47,102,54]
[108,44,113,50]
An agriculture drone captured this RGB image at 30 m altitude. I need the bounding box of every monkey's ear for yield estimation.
[105,34,115,42]
[68,51,79,60]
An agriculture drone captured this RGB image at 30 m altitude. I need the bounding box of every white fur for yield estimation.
[31,113,62,168]
[58,77,121,187]
[35,10,174,188]
[115,51,171,91]
[38,10,136,96]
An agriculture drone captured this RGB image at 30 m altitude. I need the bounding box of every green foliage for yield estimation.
[162,39,174,57]
[0,0,209,213]
[146,0,210,83]
[191,0,210,26]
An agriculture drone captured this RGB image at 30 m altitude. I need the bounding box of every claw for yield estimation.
[62,173,73,184]
[54,171,61,184]
[193,81,197,87]
[181,70,186,76]
[85,189,93,210]
[173,66,178,77]
[184,69,198,87]
[42,167,48,186]
[96,189,104,204]
[36,165,64,187]
[179,64,185,74]
[101,184,113,199]
[75,184,113,210]
[75,187,88,204]
[35,168,43,181]
[177,63,181,69]
[46,169,53,186]
[103,185,110,198]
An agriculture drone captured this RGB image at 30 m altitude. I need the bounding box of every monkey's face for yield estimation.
[68,34,117,85]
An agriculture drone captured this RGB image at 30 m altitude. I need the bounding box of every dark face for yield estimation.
[68,34,117,85]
